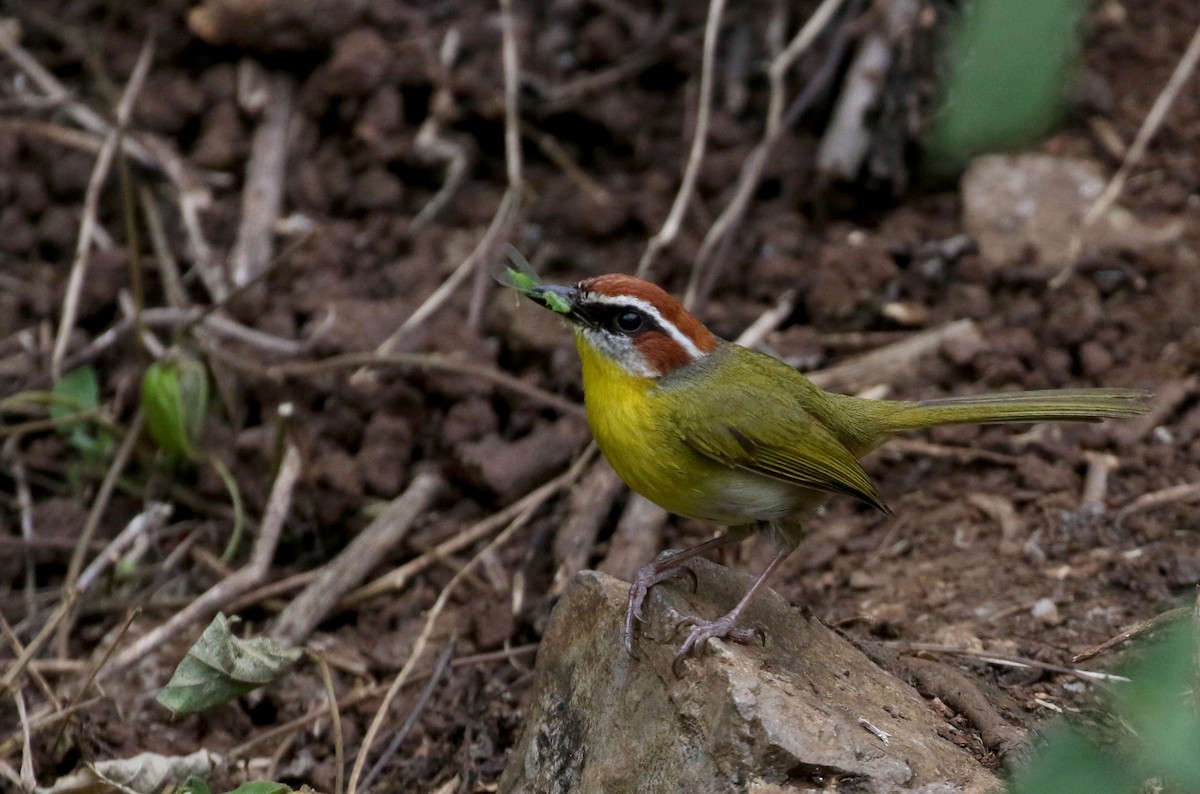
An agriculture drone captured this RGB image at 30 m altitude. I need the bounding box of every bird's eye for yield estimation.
[615,310,643,333]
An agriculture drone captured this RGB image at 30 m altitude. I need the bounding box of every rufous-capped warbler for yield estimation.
[520,273,1148,664]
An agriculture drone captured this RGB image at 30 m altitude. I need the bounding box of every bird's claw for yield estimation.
[623,561,699,656]
[671,613,766,676]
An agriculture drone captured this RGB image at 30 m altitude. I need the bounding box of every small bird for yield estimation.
[521,273,1148,664]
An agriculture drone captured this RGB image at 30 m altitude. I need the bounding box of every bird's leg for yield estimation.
[625,533,736,655]
[673,547,792,669]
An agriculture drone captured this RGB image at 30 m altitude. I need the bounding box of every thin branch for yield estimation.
[358,639,457,793]
[345,447,596,606]
[683,0,850,309]
[313,653,346,794]
[267,351,584,418]
[50,35,155,380]
[636,0,726,278]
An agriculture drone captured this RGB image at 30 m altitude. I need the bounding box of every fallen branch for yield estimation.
[270,472,446,646]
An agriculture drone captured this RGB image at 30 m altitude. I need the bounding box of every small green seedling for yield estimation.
[493,247,573,315]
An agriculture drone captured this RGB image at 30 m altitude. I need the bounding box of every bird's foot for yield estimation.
[672,612,765,675]
[624,560,698,656]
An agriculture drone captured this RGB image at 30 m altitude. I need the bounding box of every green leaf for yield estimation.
[142,356,209,461]
[1008,728,1135,794]
[51,366,112,457]
[222,782,295,794]
[925,0,1083,172]
[51,366,100,419]
[156,614,300,717]
[1008,619,1200,793]
[180,776,215,794]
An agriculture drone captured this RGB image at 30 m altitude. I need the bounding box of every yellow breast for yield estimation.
[576,334,809,526]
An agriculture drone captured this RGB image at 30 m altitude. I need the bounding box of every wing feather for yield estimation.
[663,355,891,515]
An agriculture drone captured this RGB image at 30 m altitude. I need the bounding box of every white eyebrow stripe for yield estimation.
[582,292,703,361]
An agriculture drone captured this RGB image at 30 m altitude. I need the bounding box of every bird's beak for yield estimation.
[525,283,582,320]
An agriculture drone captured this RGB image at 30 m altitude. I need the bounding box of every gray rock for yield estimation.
[962,153,1181,274]
[501,561,1000,793]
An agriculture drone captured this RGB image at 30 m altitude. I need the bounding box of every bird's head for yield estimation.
[527,274,717,379]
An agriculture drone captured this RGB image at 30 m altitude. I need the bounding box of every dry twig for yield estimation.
[1115,480,1200,526]
[1051,16,1200,288]
[229,69,295,295]
[1073,606,1188,664]
[270,472,446,646]
[636,0,726,278]
[267,351,584,418]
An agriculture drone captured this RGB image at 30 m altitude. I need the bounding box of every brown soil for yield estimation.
[2,0,1198,791]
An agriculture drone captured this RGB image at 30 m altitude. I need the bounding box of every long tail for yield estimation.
[875,388,1151,432]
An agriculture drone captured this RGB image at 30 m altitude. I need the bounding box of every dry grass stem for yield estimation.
[1073,607,1189,665]
[56,408,146,656]
[348,455,560,794]
[313,653,345,794]
[636,0,726,278]
[60,409,146,591]
[359,640,457,793]
[0,118,108,156]
[880,438,1021,467]
[76,503,172,594]
[897,642,1130,683]
[139,183,188,308]
[0,614,59,709]
[2,439,37,619]
[1,592,75,697]
[101,441,302,678]
[527,125,611,205]
[410,30,467,230]
[0,24,153,166]
[0,696,104,759]
[371,190,520,360]
[50,35,155,380]
[229,680,386,760]
[684,0,848,308]
[14,689,33,789]
[734,290,797,350]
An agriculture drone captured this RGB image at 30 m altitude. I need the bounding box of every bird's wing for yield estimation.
[667,381,890,515]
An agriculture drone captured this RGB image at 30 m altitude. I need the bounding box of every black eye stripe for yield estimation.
[587,304,657,336]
